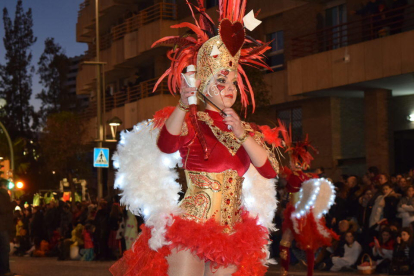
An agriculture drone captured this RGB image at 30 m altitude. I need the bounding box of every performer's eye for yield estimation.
[217,78,226,84]
[233,81,237,86]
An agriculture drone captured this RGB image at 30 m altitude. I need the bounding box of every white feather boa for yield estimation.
[113,120,278,251]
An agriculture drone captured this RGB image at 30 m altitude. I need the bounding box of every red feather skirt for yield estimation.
[110,212,269,276]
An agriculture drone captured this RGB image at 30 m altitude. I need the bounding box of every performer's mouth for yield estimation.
[224,94,233,99]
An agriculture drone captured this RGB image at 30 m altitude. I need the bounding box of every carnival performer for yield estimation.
[279,133,338,276]
[109,0,281,275]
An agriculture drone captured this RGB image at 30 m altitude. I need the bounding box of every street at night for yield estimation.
[9,256,376,276]
[1,0,414,275]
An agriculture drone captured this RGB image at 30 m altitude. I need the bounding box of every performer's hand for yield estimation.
[222,108,244,138]
[180,72,200,106]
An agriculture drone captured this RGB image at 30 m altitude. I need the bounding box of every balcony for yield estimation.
[291,4,414,58]
[80,77,170,119]
[287,4,414,96]
[76,0,138,42]
[80,77,178,134]
[111,3,176,41]
[86,3,177,55]
[76,3,178,95]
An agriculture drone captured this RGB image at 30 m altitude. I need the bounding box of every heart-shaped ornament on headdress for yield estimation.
[219,19,245,57]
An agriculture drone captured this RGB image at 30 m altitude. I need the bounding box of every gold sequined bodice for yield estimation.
[179,169,243,233]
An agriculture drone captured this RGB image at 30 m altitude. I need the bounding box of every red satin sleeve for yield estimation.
[255,158,277,179]
[157,125,182,154]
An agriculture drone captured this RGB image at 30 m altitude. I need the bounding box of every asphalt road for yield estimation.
[10,256,386,276]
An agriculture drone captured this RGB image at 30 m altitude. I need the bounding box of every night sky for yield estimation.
[0,0,88,111]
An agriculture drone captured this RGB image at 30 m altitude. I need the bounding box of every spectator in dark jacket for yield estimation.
[60,204,73,239]
[94,200,110,260]
[44,201,58,241]
[30,206,45,245]
[382,183,400,225]
[0,178,17,276]
[390,228,414,275]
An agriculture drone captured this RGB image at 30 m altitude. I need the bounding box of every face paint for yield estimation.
[220,69,229,76]
[217,84,225,91]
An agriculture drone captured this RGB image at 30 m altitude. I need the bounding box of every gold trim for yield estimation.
[180,169,244,233]
[197,111,242,156]
[196,35,241,95]
[252,129,279,174]
[280,240,291,248]
[180,122,188,136]
[280,249,288,261]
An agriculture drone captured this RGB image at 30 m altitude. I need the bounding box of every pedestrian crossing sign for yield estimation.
[94,148,110,168]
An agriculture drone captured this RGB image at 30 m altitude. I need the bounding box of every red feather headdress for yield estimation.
[152,0,271,112]
[278,119,318,169]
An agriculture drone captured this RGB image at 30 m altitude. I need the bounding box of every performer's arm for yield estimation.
[164,73,199,135]
[222,107,276,178]
[164,105,187,135]
[158,74,198,153]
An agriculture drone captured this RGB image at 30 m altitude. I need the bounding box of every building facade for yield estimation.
[66,55,89,112]
[76,0,414,179]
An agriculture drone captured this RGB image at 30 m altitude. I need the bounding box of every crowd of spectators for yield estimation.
[8,196,142,263]
[4,166,414,275]
[273,166,414,275]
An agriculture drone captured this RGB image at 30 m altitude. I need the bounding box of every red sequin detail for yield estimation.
[221,69,229,75]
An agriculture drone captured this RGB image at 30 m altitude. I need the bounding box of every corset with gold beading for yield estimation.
[179,169,244,233]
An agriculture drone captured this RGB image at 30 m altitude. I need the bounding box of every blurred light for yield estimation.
[408,114,414,122]
[8,181,14,189]
[107,116,122,126]
[16,181,24,189]
[52,171,56,174]
[0,157,3,160]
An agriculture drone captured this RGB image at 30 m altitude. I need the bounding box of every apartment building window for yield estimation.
[277,108,302,142]
[206,0,219,9]
[325,3,347,49]
[266,30,284,71]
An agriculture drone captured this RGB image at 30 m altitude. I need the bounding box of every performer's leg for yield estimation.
[204,261,237,276]
[279,229,294,276]
[305,250,314,276]
[166,247,205,276]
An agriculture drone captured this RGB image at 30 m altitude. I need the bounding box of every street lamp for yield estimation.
[107,116,122,141]
[16,181,24,189]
